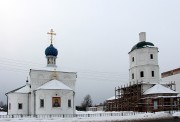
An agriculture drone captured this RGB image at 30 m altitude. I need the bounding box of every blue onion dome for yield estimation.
[45,44,58,56]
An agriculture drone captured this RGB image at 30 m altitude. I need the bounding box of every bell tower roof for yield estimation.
[130,32,154,53]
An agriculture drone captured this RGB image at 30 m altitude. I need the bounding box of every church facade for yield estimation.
[6,29,77,115]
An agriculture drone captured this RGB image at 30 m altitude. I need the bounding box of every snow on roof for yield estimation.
[37,79,72,91]
[30,67,76,73]
[107,96,115,101]
[15,84,30,93]
[143,84,178,95]
[141,96,178,99]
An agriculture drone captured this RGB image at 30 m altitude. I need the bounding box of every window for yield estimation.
[18,103,22,110]
[153,100,158,110]
[132,57,134,62]
[140,71,144,77]
[40,99,44,108]
[152,71,154,77]
[68,99,71,108]
[132,73,134,79]
[9,103,11,110]
[150,54,153,59]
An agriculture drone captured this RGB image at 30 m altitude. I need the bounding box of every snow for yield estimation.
[143,84,178,95]
[173,112,180,117]
[37,80,72,91]
[0,111,178,122]
[15,85,30,93]
[107,96,115,101]
[0,112,7,115]
[31,67,76,73]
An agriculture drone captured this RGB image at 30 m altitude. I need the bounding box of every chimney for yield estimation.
[139,32,146,42]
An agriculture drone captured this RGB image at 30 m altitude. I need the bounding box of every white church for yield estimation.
[6,29,77,115]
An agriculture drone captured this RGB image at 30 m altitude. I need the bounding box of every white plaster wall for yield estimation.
[129,65,159,83]
[129,47,159,83]
[30,70,76,91]
[30,92,34,115]
[129,47,158,68]
[35,90,74,115]
[29,69,76,115]
[161,74,180,94]
[8,93,29,115]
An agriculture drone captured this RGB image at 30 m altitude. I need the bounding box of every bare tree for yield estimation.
[0,101,4,107]
[81,94,92,109]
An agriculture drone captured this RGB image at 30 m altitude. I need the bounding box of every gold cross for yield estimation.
[47,29,56,44]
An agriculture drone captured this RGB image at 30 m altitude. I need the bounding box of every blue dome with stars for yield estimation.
[45,44,58,56]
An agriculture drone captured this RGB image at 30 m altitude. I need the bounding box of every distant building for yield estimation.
[86,105,105,111]
[161,68,180,95]
[107,32,180,112]
[6,29,77,115]
[86,107,97,111]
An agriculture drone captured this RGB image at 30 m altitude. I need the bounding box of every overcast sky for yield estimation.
[0,0,180,105]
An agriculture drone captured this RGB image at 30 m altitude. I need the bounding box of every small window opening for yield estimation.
[18,103,22,110]
[152,71,154,77]
[150,54,153,59]
[140,71,144,77]
[132,73,134,79]
[68,99,71,108]
[40,99,44,108]
[132,57,134,62]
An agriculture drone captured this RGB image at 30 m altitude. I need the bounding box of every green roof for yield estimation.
[130,41,154,52]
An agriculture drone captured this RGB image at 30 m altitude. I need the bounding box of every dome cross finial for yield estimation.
[47,29,56,44]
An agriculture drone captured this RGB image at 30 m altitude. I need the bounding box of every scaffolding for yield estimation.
[115,81,142,111]
[106,81,179,112]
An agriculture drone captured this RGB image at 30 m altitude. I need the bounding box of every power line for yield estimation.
[0,57,129,81]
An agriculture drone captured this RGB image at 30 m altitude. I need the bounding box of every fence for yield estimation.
[0,111,147,118]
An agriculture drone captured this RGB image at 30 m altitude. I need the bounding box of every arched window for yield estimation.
[132,57,134,62]
[140,71,144,77]
[152,71,154,77]
[132,73,134,79]
[150,54,153,59]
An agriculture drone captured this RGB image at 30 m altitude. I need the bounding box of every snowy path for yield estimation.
[0,111,178,122]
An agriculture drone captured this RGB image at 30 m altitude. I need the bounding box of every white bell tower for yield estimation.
[129,32,159,83]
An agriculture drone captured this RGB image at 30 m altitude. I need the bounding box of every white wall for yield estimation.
[35,89,74,115]
[142,84,154,93]
[129,47,159,68]
[29,69,76,115]
[30,70,76,91]
[129,47,160,83]
[129,65,159,83]
[161,73,180,94]
[8,93,30,115]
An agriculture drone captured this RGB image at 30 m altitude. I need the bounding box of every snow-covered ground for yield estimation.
[0,111,179,122]
[173,112,180,117]
[0,112,7,115]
